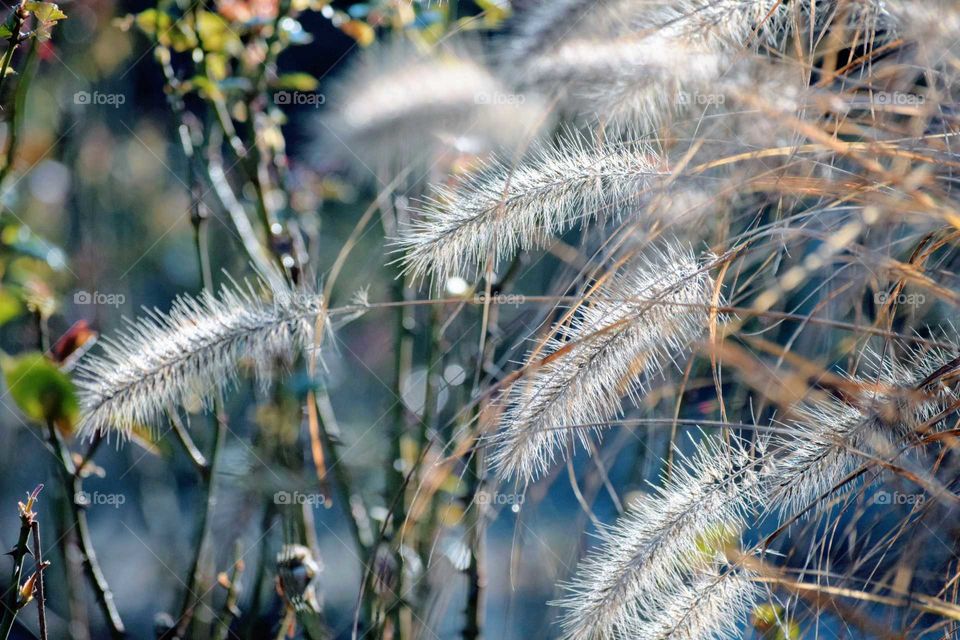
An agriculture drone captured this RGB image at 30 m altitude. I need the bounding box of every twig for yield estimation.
[164,402,228,640]
[45,423,125,637]
[0,34,37,188]
[0,485,40,640]
[72,433,105,482]
[212,542,245,640]
[168,410,209,476]
[29,521,46,640]
[0,1,26,100]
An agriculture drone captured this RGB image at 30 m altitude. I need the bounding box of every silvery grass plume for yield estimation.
[513,35,727,132]
[399,136,664,282]
[554,437,760,640]
[506,1,785,130]
[763,341,960,518]
[628,566,760,640]
[321,39,545,178]
[505,0,779,64]
[75,278,323,437]
[490,244,713,483]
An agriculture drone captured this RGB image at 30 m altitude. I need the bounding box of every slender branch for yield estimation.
[0,1,26,102]
[0,34,37,187]
[29,521,47,640]
[166,406,228,640]
[168,410,209,476]
[45,423,125,637]
[212,542,245,640]
[0,485,39,640]
[72,434,105,482]
[310,388,371,553]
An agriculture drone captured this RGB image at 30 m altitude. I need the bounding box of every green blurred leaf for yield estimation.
[0,287,22,325]
[273,73,318,92]
[205,52,228,81]
[133,8,171,36]
[188,75,223,100]
[0,351,78,433]
[23,2,67,22]
[166,22,198,52]
[196,11,241,55]
[24,1,66,41]
[134,9,196,51]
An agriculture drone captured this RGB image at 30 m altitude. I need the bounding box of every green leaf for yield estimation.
[23,2,67,23]
[133,9,196,51]
[166,22,198,52]
[273,73,318,92]
[0,288,22,325]
[196,11,241,55]
[24,1,66,40]
[133,9,172,36]
[0,352,79,433]
[188,75,223,100]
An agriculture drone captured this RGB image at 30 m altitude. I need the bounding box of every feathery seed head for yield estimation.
[763,339,960,518]
[555,437,760,640]
[490,244,715,483]
[321,40,546,178]
[75,278,324,437]
[627,566,760,640]
[399,136,665,283]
